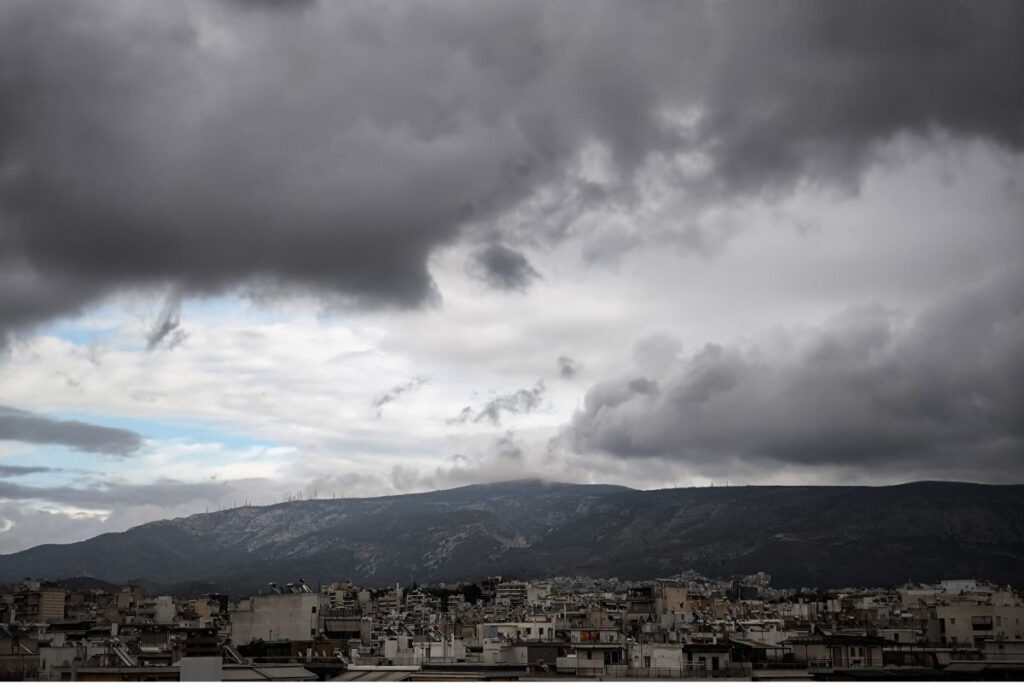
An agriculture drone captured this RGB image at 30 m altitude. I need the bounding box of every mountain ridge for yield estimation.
[2,480,1022,595]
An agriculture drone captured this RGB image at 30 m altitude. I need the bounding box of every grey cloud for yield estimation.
[447,407,474,426]
[373,376,427,418]
[556,356,581,378]
[146,292,186,351]
[220,0,315,12]
[0,1,688,334]
[495,432,524,462]
[697,1,1024,196]
[580,223,644,267]
[468,244,540,291]
[0,477,232,508]
[627,377,660,396]
[449,381,546,426]
[0,478,269,552]
[0,503,112,553]
[0,465,55,478]
[1,1,1019,336]
[633,334,683,375]
[0,265,109,351]
[563,270,1024,481]
[302,472,389,500]
[392,434,532,492]
[0,405,144,456]
[390,465,429,493]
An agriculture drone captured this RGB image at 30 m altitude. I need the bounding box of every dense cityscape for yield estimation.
[3,0,1023,681]
[2,573,1022,680]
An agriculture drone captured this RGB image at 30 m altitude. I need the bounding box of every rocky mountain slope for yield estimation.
[2,480,1022,595]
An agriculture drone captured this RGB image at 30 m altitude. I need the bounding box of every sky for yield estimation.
[0,0,1022,553]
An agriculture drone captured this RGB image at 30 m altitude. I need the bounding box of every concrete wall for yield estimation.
[936,601,1024,646]
[655,586,688,615]
[154,595,175,625]
[39,590,65,624]
[231,593,321,643]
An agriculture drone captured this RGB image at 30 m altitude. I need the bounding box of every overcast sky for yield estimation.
[0,0,1022,552]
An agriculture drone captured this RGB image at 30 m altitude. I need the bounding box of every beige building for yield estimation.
[654,584,688,616]
[231,592,321,643]
[13,588,66,624]
[116,585,142,613]
[629,642,688,670]
[935,599,1024,647]
[38,589,66,624]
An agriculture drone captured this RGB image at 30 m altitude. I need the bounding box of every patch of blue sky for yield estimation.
[49,412,278,451]
[45,326,110,346]
[39,292,324,348]
[35,297,140,350]
[40,302,124,345]
[180,292,326,327]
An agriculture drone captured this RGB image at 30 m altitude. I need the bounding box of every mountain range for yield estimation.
[2,480,1023,596]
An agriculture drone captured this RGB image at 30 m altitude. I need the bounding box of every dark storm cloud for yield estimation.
[449,381,546,426]
[468,244,541,291]
[0,0,694,334]
[556,356,581,379]
[0,405,144,456]
[562,271,1024,480]
[697,1,1024,195]
[0,0,1021,338]
[0,266,110,351]
[372,376,427,418]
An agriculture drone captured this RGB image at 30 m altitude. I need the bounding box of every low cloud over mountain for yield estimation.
[563,271,1024,482]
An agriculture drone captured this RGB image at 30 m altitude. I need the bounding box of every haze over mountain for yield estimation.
[2,480,1022,596]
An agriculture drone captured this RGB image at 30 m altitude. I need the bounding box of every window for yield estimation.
[644,656,651,668]
[950,618,956,624]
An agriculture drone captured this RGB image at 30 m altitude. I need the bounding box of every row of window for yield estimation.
[947,615,1021,626]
